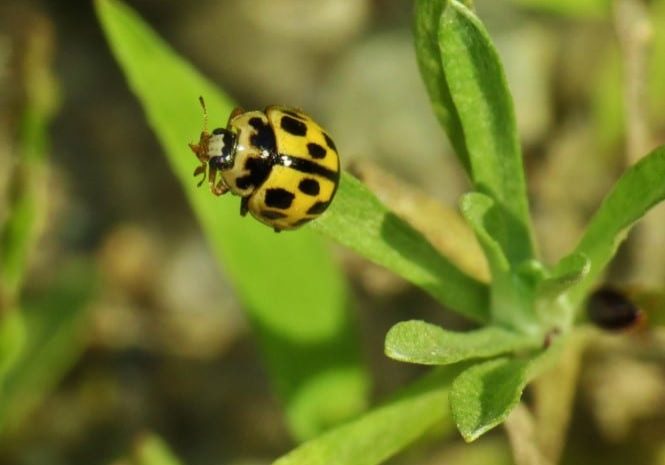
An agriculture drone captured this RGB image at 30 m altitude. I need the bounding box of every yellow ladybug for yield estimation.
[189,97,340,232]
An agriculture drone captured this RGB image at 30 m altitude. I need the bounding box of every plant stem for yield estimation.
[504,403,554,465]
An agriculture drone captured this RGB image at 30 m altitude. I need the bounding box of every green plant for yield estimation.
[95,0,665,464]
[0,18,97,440]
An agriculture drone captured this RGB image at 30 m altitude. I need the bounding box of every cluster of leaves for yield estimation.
[94,0,665,464]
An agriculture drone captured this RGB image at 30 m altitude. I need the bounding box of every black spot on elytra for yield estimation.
[280,116,307,136]
[280,155,338,183]
[248,117,276,152]
[265,188,295,209]
[290,217,313,228]
[307,201,330,215]
[282,109,306,120]
[235,157,271,190]
[307,142,326,159]
[260,210,288,220]
[298,178,320,196]
[323,132,337,152]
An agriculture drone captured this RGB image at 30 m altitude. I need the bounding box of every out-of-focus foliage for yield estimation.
[0,0,664,464]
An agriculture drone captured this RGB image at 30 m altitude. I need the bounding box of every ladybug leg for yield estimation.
[212,180,229,196]
[273,227,282,233]
[208,164,229,196]
[240,197,249,216]
[227,107,246,125]
[193,164,207,187]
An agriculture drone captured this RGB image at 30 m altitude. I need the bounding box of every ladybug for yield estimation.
[189,97,340,232]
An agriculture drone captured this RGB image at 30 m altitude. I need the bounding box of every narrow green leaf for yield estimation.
[0,21,58,299]
[414,0,471,173]
[0,311,25,380]
[0,261,96,436]
[134,433,184,465]
[460,193,510,277]
[385,320,539,365]
[312,174,490,322]
[450,343,561,442]
[95,0,366,440]
[439,1,535,266]
[273,367,463,465]
[563,146,665,308]
[461,193,535,332]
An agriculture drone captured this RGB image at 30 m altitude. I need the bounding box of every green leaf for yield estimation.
[450,358,529,442]
[385,320,539,365]
[534,253,590,330]
[133,434,184,465]
[563,146,665,308]
[0,21,58,300]
[460,193,534,332]
[439,1,535,267]
[273,367,463,465]
[0,261,96,436]
[0,311,25,380]
[538,253,590,299]
[95,0,367,440]
[312,174,490,322]
[450,343,561,442]
[414,0,471,173]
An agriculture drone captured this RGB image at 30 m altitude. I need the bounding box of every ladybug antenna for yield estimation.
[198,96,209,134]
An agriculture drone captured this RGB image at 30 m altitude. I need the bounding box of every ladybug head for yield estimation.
[189,96,237,187]
[209,127,237,171]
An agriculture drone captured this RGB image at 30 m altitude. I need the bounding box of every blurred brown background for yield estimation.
[1,0,664,464]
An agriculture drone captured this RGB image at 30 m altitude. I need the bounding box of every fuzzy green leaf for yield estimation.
[451,357,529,442]
[414,0,471,173]
[450,342,561,442]
[312,174,490,322]
[385,320,539,365]
[538,253,590,298]
[439,1,535,266]
[460,193,535,332]
[94,0,367,440]
[273,367,463,465]
[563,146,665,308]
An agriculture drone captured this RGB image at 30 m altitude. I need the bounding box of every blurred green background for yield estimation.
[1,0,665,464]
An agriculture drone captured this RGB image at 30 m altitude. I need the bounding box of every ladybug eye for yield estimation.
[210,155,234,171]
